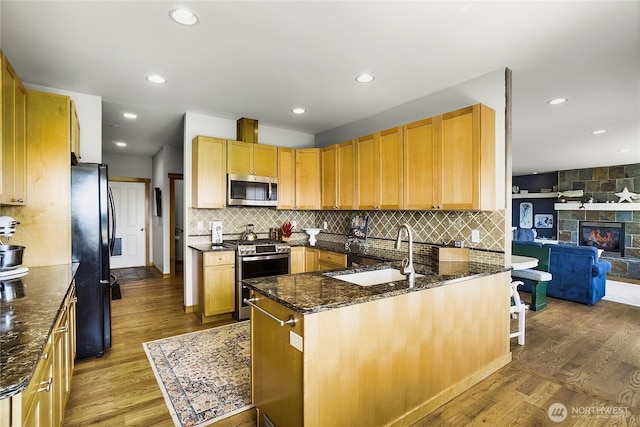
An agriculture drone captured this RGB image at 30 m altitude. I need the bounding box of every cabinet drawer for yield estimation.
[203,251,235,266]
[318,251,346,267]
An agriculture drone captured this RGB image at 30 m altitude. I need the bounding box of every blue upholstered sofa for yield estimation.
[512,241,612,305]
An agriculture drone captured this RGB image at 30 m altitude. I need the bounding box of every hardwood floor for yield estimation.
[64,272,640,426]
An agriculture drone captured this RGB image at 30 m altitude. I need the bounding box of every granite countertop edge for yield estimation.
[0,263,79,400]
[244,261,509,315]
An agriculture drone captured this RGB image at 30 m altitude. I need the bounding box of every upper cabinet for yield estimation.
[404,117,437,210]
[278,147,321,210]
[192,136,227,209]
[439,104,495,210]
[294,148,321,210]
[1,50,27,206]
[356,127,403,210]
[227,140,277,177]
[322,140,356,210]
[404,104,495,211]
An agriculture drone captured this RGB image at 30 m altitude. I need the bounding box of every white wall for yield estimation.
[152,148,165,273]
[162,145,184,274]
[23,83,102,163]
[102,152,152,178]
[182,113,316,307]
[315,69,507,209]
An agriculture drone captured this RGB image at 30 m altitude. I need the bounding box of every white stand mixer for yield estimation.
[0,216,29,279]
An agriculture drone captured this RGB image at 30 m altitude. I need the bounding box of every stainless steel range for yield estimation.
[224,239,290,320]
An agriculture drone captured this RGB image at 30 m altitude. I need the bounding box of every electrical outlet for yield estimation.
[323,221,328,230]
[471,230,480,243]
[292,220,297,228]
[208,222,213,231]
[197,221,204,231]
[290,331,303,352]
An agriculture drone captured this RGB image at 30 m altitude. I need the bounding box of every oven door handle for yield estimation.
[244,297,297,327]
[241,253,290,262]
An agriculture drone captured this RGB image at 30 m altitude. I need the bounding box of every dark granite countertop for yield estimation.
[0,263,79,399]
[189,243,235,252]
[243,260,508,315]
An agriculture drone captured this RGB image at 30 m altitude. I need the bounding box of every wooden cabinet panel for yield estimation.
[1,50,27,206]
[305,248,318,273]
[440,104,496,210]
[321,145,337,210]
[277,147,295,209]
[337,141,356,210]
[192,136,227,209]
[317,250,347,271]
[290,247,305,274]
[252,144,277,177]
[197,251,235,321]
[404,117,438,210]
[294,148,321,210]
[228,140,277,177]
[356,127,402,210]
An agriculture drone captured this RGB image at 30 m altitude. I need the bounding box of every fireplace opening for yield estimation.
[578,221,625,257]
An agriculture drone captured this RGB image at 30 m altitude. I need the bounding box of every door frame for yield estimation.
[169,173,184,278]
[109,176,151,267]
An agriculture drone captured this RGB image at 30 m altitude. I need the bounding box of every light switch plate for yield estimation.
[290,331,303,352]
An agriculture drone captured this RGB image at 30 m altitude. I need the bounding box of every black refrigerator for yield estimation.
[71,163,115,359]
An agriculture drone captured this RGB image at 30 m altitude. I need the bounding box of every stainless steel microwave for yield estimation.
[227,174,278,207]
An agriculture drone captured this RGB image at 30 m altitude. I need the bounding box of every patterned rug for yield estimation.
[142,321,252,427]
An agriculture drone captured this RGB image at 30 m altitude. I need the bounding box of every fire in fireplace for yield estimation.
[578,221,625,257]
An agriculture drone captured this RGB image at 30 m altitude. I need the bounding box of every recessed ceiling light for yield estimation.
[532,172,538,175]
[146,74,167,84]
[355,73,375,83]
[169,8,199,26]
[115,141,127,147]
[292,107,306,114]
[122,112,137,119]
[547,98,568,105]
[619,148,631,153]
[591,129,606,135]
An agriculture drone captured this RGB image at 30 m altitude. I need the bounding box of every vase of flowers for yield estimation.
[280,221,294,241]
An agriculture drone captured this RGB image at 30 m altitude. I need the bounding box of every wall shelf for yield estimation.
[512,192,557,199]
[554,202,640,211]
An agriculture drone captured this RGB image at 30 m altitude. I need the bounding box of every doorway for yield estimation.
[109,178,150,269]
[169,173,184,277]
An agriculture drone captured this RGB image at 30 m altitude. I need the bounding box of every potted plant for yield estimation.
[280,221,294,241]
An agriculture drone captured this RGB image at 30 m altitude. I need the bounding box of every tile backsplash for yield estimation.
[188,207,506,257]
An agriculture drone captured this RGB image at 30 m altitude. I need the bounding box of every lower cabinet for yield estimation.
[316,250,347,271]
[289,247,305,274]
[3,283,77,427]
[196,251,235,323]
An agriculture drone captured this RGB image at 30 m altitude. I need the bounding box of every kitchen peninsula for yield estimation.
[245,260,512,426]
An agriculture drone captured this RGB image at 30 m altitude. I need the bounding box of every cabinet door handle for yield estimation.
[13,199,24,203]
[38,378,52,393]
[244,298,297,327]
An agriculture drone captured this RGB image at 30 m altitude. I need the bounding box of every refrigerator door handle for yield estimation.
[108,187,116,255]
[99,279,110,285]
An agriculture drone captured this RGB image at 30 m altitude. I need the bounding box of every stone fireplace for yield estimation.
[578,221,625,257]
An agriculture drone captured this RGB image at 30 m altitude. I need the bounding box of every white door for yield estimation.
[110,181,146,268]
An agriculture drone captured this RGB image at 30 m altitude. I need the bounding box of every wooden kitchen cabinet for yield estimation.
[404,116,438,210]
[8,283,77,427]
[192,136,227,209]
[322,141,356,210]
[1,50,27,206]
[197,251,235,323]
[294,148,321,210]
[305,248,318,272]
[355,126,403,210]
[277,147,296,209]
[227,140,277,177]
[316,249,347,271]
[439,104,495,210]
[290,247,305,274]
[70,100,80,161]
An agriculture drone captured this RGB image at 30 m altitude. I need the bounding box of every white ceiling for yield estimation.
[2,1,638,176]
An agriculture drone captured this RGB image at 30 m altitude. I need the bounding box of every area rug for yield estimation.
[142,321,252,427]
[603,280,640,307]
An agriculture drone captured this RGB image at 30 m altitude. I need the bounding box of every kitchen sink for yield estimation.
[331,268,423,286]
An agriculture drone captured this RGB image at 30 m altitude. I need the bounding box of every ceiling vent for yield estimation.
[237,118,258,143]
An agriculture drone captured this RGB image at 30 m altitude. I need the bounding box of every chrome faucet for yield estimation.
[394,223,415,287]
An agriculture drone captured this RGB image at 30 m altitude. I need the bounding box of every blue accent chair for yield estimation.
[543,244,611,305]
